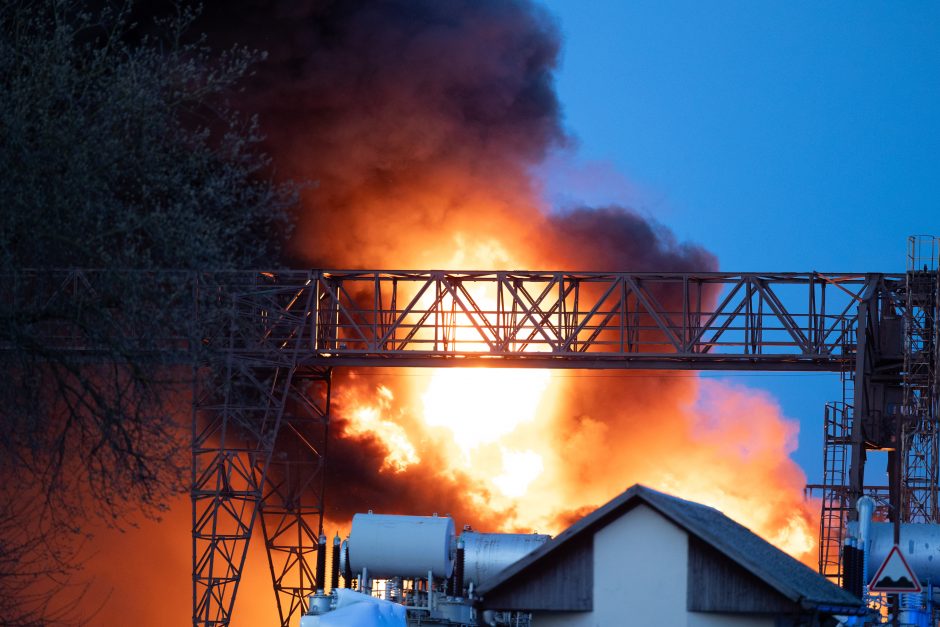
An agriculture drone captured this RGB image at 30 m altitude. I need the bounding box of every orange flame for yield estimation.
[337,366,817,562]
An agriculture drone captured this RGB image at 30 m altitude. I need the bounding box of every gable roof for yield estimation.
[477,484,864,616]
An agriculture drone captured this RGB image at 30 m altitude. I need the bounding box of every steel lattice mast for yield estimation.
[188,273,339,627]
[900,237,940,523]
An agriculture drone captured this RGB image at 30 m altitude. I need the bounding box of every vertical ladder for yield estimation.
[819,394,853,580]
[818,310,857,581]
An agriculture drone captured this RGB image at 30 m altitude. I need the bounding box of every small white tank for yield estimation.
[348,513,455,578]
[460,531,550,586]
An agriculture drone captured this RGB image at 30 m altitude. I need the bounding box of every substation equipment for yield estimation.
[23,239,933,624]
[185,236,939,626]
[296,512,550,626]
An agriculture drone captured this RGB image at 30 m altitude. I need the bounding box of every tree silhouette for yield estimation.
[0,2,297,622]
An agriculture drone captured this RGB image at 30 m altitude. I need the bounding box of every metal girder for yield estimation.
[2,269,898,370]
[301,270,895,370]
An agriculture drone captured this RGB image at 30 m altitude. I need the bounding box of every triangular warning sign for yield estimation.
[869,545,922,593]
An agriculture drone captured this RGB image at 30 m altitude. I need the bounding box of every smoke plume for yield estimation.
[194,0,813,544]
[82,2,818,624]
[198,0,565,269]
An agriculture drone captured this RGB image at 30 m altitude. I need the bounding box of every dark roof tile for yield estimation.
[478,484,864,615]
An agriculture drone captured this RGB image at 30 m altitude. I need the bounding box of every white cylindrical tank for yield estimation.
[348,513,455,578]
[460,531,550,587]
[851,522,940,582]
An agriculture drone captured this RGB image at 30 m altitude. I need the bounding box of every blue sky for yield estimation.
[539,1,940,482]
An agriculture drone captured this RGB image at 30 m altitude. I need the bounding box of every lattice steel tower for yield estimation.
[900,236,940,523]
[814,236,940,583]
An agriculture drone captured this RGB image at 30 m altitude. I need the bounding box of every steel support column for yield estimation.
[192,365,297,625]
[848,276,882,508]
[191,273,317,627]
[259,367,332,627]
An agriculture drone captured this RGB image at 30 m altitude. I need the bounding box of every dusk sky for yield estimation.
[539,1,940,482]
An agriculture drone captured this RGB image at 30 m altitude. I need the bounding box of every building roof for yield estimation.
[477,484,865,616]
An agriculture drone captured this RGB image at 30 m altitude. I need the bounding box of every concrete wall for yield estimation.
[532,504,775,627]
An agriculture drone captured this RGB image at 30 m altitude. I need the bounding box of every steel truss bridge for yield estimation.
[4,249,938,627]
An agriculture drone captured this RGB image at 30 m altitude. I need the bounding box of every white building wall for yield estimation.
[596,504,689,625]
[532,504,775,627]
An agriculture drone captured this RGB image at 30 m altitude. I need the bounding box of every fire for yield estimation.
[343,385,420,472]
[492,448,545,498]
[336,290,819,564]
[327,211,820,561]
[422,369,551,452]
[422,367,552,497]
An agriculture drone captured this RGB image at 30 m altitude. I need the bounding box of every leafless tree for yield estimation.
[0,1,297,622]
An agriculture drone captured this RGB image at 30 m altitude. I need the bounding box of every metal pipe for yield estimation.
[842,537,855,596]
[427,569,434,612]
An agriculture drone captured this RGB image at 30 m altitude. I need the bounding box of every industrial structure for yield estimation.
[300,486,864,626]
[7,237,937,624]
[299,512,551,626]
[191,237,939,625]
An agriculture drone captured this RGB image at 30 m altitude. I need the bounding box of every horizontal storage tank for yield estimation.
[348,513,455,578]
[460,531,551,586]
[850,521,940,582]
